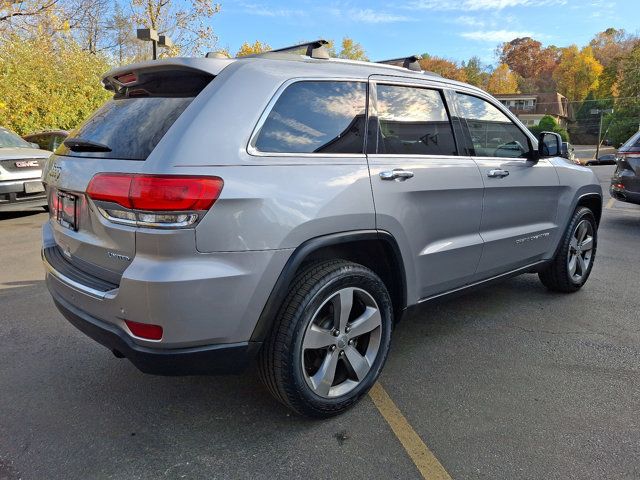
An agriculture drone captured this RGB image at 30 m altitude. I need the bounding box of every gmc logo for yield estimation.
[15,160,40,168]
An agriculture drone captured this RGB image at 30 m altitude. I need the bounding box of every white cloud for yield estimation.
[460,29,534,41]
[409,0,566,10]
[238,3,306,17]
[333,8,414,23]
[456,15,486,27]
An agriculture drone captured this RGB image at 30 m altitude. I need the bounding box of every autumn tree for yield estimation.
[552,45,603,101]
[338,37,367,61]
[499,37,559,92]
[419,54,467,82]
[486,64,519,94]
[236,40,270,57]
[0,0,57,28]
[130,0,221,57]
[589,28,638,67]
[0,34,111,135]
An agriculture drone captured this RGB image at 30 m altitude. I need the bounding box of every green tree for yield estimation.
[462,56,489,88]
[608,44,640,146]
[0,34,111,135]
[529,115,569,141]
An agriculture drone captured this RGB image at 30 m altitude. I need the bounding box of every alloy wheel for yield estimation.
[567,219,594,282]
[301,287,382,398]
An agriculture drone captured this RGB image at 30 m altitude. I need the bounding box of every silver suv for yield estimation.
[42,42,602,417]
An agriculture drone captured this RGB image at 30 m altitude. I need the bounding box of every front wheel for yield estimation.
[259,260,393,418]
[539,207,597,293]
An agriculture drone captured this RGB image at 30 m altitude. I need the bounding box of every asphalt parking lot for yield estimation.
[1,165,639,480]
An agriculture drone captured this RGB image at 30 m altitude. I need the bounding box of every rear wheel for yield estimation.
[259,260,393,418]
[539,207,597,293]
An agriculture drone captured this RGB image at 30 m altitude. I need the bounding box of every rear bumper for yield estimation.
[0,179,47,211]
[610,185,640,205]
[52,291,262,375]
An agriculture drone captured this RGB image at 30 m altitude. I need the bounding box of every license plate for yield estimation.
[24,180,45,194]
[56,192,77,231]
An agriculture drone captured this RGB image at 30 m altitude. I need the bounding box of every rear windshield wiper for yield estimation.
[63,137,112,153]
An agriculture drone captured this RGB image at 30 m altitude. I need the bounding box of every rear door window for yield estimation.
[253,81,367,154]
[57,69,213,160]
[372,84,457,156]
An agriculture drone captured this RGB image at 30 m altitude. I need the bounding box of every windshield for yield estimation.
[0,128,31,148]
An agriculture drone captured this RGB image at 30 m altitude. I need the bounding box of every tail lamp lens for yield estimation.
[124,320,163,340]
[86,174,223,228]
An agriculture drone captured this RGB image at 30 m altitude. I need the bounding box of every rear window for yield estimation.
[619,131,640,153]
[253,81,367,154]
[57,69,213,160]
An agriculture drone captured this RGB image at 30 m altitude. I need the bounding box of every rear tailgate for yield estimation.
[42,63,222,284]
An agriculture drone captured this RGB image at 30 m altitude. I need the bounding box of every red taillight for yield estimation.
[114,72,137,85]
[124,320,163,340]
[86,174,223,211]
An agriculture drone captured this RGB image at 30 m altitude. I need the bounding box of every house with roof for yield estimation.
[494,92,570,128]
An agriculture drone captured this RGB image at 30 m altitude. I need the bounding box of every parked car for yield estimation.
[561,141,576,163]
[610,131,640,205]
[585,153,617,166]
[41,43,602,417]
[0,126,51,212]
[23,130,69,152]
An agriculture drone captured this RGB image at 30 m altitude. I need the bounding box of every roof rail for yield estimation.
[376,55,422,72]
[267,39,330,59]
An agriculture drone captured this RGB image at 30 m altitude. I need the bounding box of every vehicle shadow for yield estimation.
[0,209,46,221]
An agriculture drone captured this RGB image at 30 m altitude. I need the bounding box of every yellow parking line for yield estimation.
[369,382,453,480]
[605,198,615,209]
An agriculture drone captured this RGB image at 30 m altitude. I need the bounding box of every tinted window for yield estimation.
[374,85,456,156]
[254,81,366,154]
[30,136,51,151]
[57,97,193,160]
[456,93,531,158]
[57,70,213,160]
[0,127,31,148]
[51,134,66,151]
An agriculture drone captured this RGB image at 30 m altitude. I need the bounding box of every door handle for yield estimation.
[487,169,510,178]
[380,169,414,181]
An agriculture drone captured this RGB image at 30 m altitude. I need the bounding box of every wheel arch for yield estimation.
[250,230,407,342]
[576,193,602,226]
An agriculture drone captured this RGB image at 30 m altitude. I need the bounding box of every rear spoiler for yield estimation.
[102,57,234,91]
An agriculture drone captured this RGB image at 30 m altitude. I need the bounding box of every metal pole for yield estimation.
[595,111,603,160]
[152,39,157,60]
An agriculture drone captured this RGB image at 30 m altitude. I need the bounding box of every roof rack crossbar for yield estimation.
[376,55,423,72]
[267,39,330,59]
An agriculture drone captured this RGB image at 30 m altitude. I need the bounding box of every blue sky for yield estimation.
[211,0,639,65]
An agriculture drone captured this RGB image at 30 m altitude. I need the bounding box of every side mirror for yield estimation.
[29,142,39,149]
[538,131,562,157]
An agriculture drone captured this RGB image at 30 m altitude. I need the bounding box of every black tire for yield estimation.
[259,260,393,418]
[539,207,597,293]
